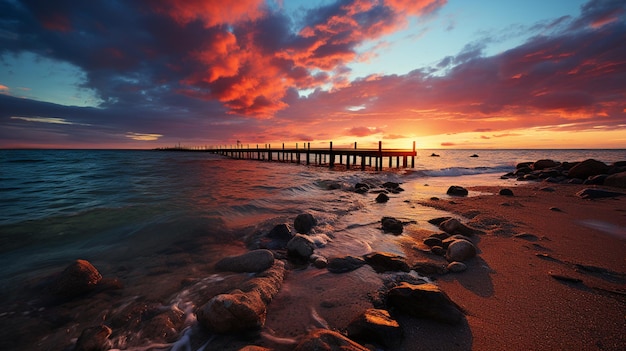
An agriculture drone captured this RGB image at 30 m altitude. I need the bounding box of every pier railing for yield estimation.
[158,141,417,171]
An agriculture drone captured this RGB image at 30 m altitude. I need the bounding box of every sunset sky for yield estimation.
[1,0,625,149]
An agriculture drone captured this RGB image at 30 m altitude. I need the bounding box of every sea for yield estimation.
[0,148,624,350]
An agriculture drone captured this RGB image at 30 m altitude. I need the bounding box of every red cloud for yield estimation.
[159,0,446,117]
[151,0,266,27]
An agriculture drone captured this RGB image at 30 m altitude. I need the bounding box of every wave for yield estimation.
[418,165,515,178]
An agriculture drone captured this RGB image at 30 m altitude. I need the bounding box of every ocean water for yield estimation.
[0,148,624,350]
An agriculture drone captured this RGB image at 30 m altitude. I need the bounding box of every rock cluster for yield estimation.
[502,158,626,188]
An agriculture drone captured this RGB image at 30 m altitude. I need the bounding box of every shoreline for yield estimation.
[1,162,625,350]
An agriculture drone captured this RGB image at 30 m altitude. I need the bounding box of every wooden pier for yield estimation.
[201,141,417,171]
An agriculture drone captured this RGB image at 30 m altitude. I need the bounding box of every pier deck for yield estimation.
[159,141,417,171]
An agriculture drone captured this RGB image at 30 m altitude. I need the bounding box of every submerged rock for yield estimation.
[363,252,410,273]
[294,328,370,351]
[576,188,625,199]
[381,217,403,234]
[196,290,266,333]
[74,325,112,351]
[412,261,448,275]
[387,282,464,324]
[215,249,275,273]
[327,256,366,273]
[267,223,293,241]
[49,259,102,299]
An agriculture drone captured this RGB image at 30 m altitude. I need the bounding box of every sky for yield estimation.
[1,0,625,149]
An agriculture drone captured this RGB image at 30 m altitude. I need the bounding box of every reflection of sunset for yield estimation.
[1,1,624,149]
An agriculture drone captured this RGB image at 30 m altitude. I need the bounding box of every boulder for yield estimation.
[74,325,112,351]
[327,256,365,273]
[294,213,317,234]
[346,308,402,347]
[381,217,403,234]
[354,183,370,194]
[532,159,558,170]
[387,282,464,324]
[363,252,410,273]
[430,246,446,256]
[215,249,275,273]
[295,329,370,351]
[428,216,452,225]
[287,234,316,259]
[604,171,626,188]
[49,259,102,299]
[196,290,266,333]
[439,218,474,236]
[446,239,477,262]
[446,186,468,196]
[567,159,609,179]
[375,193,390,203]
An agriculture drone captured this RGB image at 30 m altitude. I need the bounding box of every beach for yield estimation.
[0,150,625,351]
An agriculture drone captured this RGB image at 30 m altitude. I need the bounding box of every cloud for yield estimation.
[125,132,163,141]
[10,116,82,125]
[0,84,8,91]
[346,126,383,137]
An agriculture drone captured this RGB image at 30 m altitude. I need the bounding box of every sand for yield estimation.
[412,183,626,351]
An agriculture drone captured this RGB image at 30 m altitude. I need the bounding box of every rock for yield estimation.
[363,252,410,273]
[196,290,266,333]
[430,246,446,256]
[355,183,370,194]
[532,159,559,170]
[142,309,184,343]
[327,256,365,273]
[604,171,626,188]
[576,188,625,199]
[439,218,474,236]
[441,235,472,249]
[74,325,112,351]
[311,254,328,269]
[514,233,539,241]
[428,216,452,225]
[381,217,403,234]
[294,213,317,234]
[215,249,275,273]
[49,259,102,299]
[240,260,286,303]
[294,329,370,351]
[470,154,479,157]
[549,207,562,212]
[346,308,402,347]
[375,193,390,203]
[567,159,609,179]
[446,239,477,262]
[423,237,443,247]
[267,223,293,241]
[540,186,556,192]
[382,181,401,190]
[499,188,514,196]
[239,346,272,351]
[447,261,467,273]
[584,174,607,185]
[548,272,582,283]
[412,261,448,275]
[387,282,464,324]
[446,186,468,196]
[287,234,316,259]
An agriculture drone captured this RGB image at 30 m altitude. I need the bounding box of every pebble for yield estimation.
[447,261,467,272]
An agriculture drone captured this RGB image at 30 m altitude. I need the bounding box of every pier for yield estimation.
[158,141,417,171]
